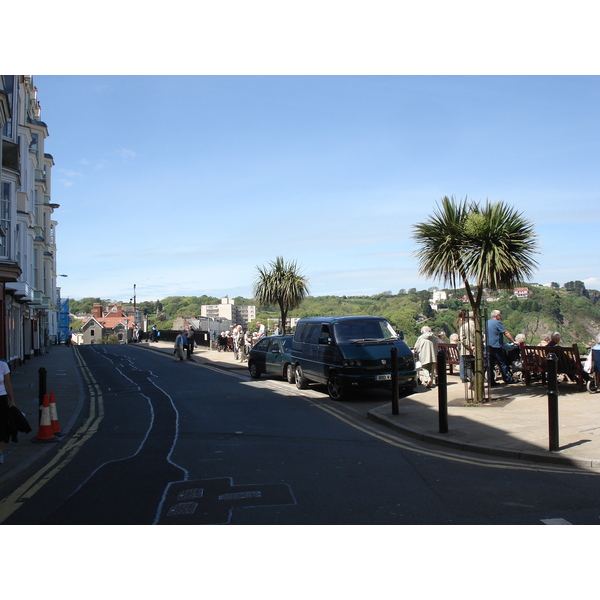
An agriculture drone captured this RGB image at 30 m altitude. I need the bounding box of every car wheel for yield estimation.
[285,363,295,384]
[327,372,345,400]
[295,364,308,389]
[248,362,261,379]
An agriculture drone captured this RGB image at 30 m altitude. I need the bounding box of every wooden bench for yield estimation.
[519,344,584,391]
[438,342,460,374]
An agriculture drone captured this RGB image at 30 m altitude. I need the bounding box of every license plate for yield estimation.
[376,374,392,381]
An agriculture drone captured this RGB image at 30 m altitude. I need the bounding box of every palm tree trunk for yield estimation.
[472,306,485,403]
[279,301,287,335]
[462,279,485,403]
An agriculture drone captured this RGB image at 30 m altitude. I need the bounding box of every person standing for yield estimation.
[486,310,515,385]
[186,328,195,361]
[257,321,266,341]
[457,309,475,383]
[0,360,15,464]
[182,329,189,359]
[244,330,253,358]
[413,326,439,388]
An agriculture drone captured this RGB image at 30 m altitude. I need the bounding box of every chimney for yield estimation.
[92,303,103,319]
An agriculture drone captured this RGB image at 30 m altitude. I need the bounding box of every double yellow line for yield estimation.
[0,348,104,523]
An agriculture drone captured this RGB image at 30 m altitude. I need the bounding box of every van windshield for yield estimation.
[333,319,398,343]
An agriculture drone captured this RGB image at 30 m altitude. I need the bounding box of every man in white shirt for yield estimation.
[257,322,266,340]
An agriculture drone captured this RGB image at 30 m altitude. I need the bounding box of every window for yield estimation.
[255,338,269,351]
[0,181,11,257]
[1,75,15,139]
[29,133,39,155]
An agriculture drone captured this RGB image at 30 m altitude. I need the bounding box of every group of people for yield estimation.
[216,321,270,362]
[413,307,598,389]
[173,328,197,362]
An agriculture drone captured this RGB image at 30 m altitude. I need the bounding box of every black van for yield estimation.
[291,315,416,400]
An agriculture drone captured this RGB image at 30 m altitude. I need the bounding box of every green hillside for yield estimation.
[68,283,600,350]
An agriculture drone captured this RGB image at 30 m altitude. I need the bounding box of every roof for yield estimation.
[296,315,387,324]
[81,315,135,329]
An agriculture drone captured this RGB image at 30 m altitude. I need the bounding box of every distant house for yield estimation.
[513,287,532,299]
[429,290,447,311]
[79,303,136,344]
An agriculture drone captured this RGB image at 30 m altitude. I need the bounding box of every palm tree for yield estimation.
[413,196,539,403]
[253,256,310,335]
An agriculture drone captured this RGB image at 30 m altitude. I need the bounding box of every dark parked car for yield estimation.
[248,335,295,383]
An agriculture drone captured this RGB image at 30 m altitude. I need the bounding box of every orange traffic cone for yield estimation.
[32,394,59,443]
[48,392,64,437]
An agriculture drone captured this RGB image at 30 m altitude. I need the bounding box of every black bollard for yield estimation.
[391,346,399,415]
[547,353,559,451]
[38,367,47,425]
[437,349,448,433]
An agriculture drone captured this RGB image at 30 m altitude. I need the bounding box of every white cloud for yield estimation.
[116,148,136,159]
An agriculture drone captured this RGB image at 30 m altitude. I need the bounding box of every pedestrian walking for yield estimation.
[413,326,439,388]
[173,330,186,362]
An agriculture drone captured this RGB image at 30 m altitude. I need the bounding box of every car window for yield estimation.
[269,340,281,353]
[255,339,269,351]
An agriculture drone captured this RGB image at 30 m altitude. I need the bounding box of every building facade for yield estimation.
[78,303,136,344]
[1,75,59,367]
[201,297,256,326]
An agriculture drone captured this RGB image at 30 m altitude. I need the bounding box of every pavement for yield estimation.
[1,340,600,493]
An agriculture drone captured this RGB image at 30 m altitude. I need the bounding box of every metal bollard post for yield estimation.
[547,353,559,451]
[391,346,399,415]
[38,367,47,425]
[437,349,448,433]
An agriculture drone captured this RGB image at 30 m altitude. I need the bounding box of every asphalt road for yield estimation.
[3,344,600,525]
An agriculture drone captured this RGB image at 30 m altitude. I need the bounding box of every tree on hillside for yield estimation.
[413,196,539,403]
[564,280,588,297]
[253,256,310,335]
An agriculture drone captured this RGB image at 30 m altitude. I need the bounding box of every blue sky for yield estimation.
[33,74,600,302]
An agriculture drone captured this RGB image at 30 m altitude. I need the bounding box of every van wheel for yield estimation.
[285,363,295,384]
[398,386,412,398]
[248,362,261,379]
[295,364,308,389]
[327,373,345,400]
